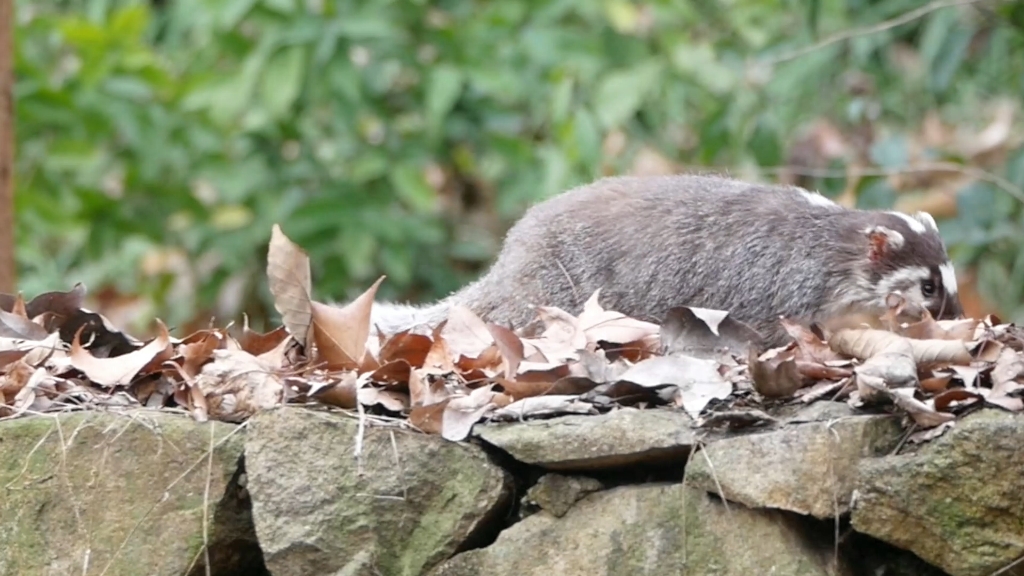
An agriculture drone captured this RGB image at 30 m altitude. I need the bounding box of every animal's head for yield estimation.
[856,210,963,321]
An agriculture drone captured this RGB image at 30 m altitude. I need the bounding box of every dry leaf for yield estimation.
[440,305,496,359]
[486,323,524,378]
[489,395,598,420]
[310,372,358,409]
[616,355,732,418]
[195,348,285,420]
[267,224,314,348]
[309,276,385,371]
[239,318,290,356]
[991,347,1024,396]
[410,401,448,434]
[933,388,984,412]
[359,386,410,412]
[441,385,501,441]
[379,331,434,367]
[69,321,173,387]
[0,309,49,340]
[577,290,660,344]
[749,348,804,398]
[780,318,844,364]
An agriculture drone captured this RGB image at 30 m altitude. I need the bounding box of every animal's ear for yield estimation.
[863,226,905,263]
[913,211,938,231]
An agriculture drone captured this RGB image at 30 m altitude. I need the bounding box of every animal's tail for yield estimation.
[367,300,451,336]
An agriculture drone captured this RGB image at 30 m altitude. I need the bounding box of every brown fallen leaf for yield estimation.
[179,331,224,378]
[919,374,953,393]
[991,346,1024,396]
[195,348,285,421]
[795,379,850,403]
[409,400,448,434]
[577,290,660,345]
[0,283,86,319]
[308,371,358,409]
[933,388,984,412]
[864,379,955,427]
[358,386,410,412]
[57,309,140,358]
[369,360,413,385]
[309,276,385,371]
[239,318,290,356]
[69,320,173,387]
[409,369,453,407]
[749,348,804,398]
[440,305,496,359]
[0,308,49,341]
[379,330,434,367]
[0,359,35,404]
[441,385,502,441]
[795,360,853,381]
[780,318,844,364]
[615,355,732,418]
[494,375,596,400]
[486,323,524,378]
[900,312,977,341]
[523,305,588,362]
[267,224,314,348]
[830,329,919,392]
[488,394,598,421]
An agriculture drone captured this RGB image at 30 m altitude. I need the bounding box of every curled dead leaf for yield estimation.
[69,320,173,387]
[309,276,385,371]
[267,224,314,348]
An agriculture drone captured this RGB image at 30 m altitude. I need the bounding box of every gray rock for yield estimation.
[523,473,604,517]
[474,407,696,471]
[0,411,256,576]
[685,413,903,518]
[244,407,512,576]
[430,484,835,576]
[852,408,1024,576]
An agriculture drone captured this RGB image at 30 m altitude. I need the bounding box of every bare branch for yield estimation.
[758,0,990,68]
[0,0,16,292]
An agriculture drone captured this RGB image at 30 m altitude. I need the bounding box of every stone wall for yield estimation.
[1,403,1022,576]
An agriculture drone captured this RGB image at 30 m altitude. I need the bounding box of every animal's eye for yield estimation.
[921,280,937,297]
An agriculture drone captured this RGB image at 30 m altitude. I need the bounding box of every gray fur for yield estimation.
[359,173,962,347]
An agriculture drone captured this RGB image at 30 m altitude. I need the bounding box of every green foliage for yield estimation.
[12,0,1024,329]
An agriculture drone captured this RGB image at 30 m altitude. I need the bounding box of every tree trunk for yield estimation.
[0,0,15,293]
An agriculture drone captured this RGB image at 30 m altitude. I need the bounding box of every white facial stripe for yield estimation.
[875,265,930,301]
[800,190,839,208]
[889,211,927,234]
[914,211,938,232]
[939,261,958,296]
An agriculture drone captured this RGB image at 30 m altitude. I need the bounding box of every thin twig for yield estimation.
[759,0,989,67]
[389,430,409,501]
[98,421,249,576]
[697,162,1024,205]
[355,395,367,476]
[697,441,731,514]
[202,422,215,576]
[989,552,1024,576]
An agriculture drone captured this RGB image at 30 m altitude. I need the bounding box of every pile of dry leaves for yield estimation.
[1,225,1022,443]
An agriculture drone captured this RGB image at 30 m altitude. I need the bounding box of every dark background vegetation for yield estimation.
[10,0,1024,334]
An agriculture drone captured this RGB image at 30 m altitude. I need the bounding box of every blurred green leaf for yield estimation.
[260,45,306,119]
[425,64,464,133]
[388,164,438,214]
[593,61,663,129]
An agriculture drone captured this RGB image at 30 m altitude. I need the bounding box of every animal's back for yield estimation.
[449,174,884,339]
